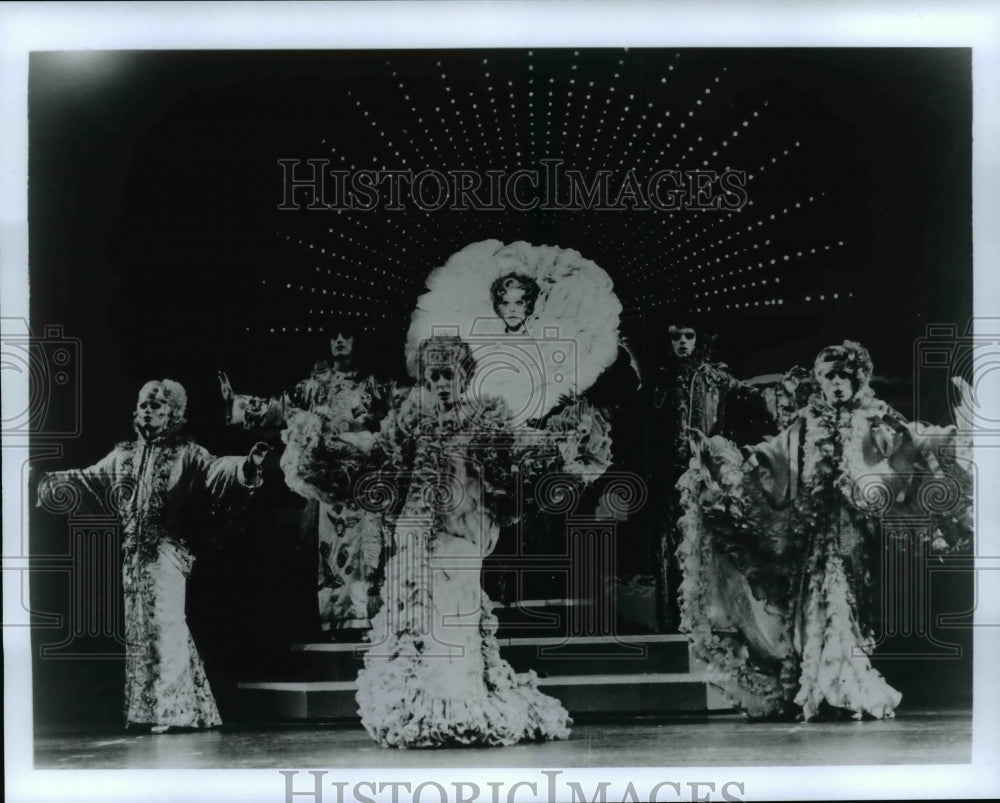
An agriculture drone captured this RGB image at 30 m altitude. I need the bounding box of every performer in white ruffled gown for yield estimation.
[676,341,974,720]
[355,240,622,747]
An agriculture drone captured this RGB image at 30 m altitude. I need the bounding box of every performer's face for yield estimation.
[496,286,530,331]
[817,362,855,405]
[136,383,171,436]
[330,332,355,360]
[424,363,463,408]
[671,327,697,358]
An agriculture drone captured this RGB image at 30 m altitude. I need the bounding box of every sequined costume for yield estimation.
[38,428,260,729]
[230,363,391,632]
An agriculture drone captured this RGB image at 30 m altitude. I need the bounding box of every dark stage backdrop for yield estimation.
[27,48,972,725]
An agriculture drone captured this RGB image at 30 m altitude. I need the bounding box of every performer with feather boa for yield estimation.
[354,241,620,747]
[676,340,973,720]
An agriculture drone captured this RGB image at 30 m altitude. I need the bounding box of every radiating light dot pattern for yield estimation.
[251,49,865,337]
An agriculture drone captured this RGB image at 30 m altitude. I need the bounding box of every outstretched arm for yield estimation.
[738,421,801,507]
[902,375,974,463]
[36,449,120,514]
[202,441,271,497]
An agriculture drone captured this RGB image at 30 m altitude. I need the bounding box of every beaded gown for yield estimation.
[38,427,259,728]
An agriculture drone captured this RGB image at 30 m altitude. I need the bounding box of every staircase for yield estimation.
[233,599,730,721]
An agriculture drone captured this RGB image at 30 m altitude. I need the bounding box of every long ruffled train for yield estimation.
[676,433,902,721]
[355,528,571,748]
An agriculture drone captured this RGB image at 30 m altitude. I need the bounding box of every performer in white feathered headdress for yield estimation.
[405,239,623,425]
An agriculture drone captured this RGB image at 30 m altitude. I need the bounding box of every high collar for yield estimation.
[133,421,185,445]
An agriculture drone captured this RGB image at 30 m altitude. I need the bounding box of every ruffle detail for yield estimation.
[676,457,794,718]
[541,399,614,481]
[280,408,382,505]
[675,395,939,722]
[355,484,571,748]
[357,594,571,748]
[793,555,901,720]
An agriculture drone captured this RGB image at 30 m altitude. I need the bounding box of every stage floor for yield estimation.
[33,707,971,770]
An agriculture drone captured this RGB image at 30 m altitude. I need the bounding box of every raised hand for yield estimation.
[249,441,271,465]
[218,370,234,403]
[244,441,271,483]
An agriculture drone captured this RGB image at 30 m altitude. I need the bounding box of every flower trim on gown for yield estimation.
[355,386,610,748]
[677,389,970,721]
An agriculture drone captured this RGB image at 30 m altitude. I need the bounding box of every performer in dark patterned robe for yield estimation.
[649,321,774,631]
[219,327,392,634]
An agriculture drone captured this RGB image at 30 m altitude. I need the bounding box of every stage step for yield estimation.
[492,597,655,639]
[235,672,731,720]
[536,673,730,714]
[241,632,693,683]
[503,634,690,677]
[232,634,731,720]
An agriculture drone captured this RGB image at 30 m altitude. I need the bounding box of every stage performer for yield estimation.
[355,240,621,747]
[649,320,774,631]
[219,326,391,635]
[676,340,973,720]
[37,379,269,733]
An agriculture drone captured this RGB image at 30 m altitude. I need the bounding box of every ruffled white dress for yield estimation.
[676,389,972,720]
[356,239,620,747]
[355,393,576,747]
